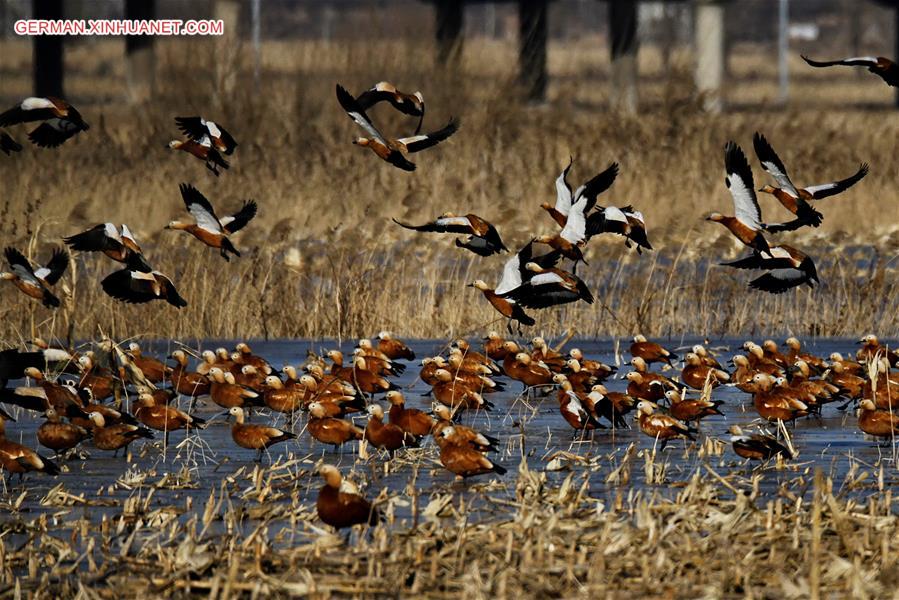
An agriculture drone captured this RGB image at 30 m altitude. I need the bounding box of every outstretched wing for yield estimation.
[0,132,22,155]
[336,84,389,145]
[752,132,799,197]
[554,157,574,215]
[397,118,459,153]
[4,247,38,283]
[801,55,879,68]
[392,216,473,235]
[495,246,526,295]
[764,218,809,233]
[28,122,79,148]
[803,163,868,199]
[179,183,223,234]
[215,124,238,155]
[749,270,808,294]
[36,247,68,285]
[175,116,208,140]
[0,98,57,127]
[575,162,619,212]
[63,223,121,253]
[724,141,763,230]
[560,195,587,245]
[220,200,257,234]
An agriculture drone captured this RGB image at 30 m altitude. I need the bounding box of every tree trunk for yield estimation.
[125,0,155,103]
[695,1,725,113]
[435,0,464,66]
[518,0,548,102]
[33,0,64,98]
[609,0,639,113]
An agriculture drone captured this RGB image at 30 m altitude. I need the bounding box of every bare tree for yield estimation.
[33,0,64,97]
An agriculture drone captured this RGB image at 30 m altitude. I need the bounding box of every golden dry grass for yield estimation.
[2,455,897,598]
[1,36,899,342]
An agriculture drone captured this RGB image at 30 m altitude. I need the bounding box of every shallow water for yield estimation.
[1,336,898,538]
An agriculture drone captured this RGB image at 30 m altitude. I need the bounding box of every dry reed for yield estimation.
[1,36,898,342]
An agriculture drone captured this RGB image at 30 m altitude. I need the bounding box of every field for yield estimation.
[1,338,898,598]
[1,35,898,344]
[3,25,899,598]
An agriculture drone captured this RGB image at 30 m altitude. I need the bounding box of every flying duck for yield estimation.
[336,84,458,172]
[586,205,653,252]
[0,97,89,147]
[500,261,593,309]
[542,158,619,227]
[393,213,507,256]
[100,256,187,307]
[167,183,257,260]
[168,136,229,176]
[1,247,67,308]
[0,131,22,155]
[753,132,867,232]
[720,244,818,294]
[355,81,425,134]
[63,223,151,270]
[707,142,770,255]
[468,241,553,333]
[801,55,899,87]
[174,116,237,155]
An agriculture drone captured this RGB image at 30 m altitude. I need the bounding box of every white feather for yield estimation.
[21,97,54,110]
[494,252,522,296]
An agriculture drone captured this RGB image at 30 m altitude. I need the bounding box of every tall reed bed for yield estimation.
[0,37,897,341]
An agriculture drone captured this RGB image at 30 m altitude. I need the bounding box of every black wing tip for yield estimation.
[335,84,359,110]
[4,246,26,265]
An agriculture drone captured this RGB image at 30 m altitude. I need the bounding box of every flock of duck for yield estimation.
[0,52,897,529]
[0,329,897,529]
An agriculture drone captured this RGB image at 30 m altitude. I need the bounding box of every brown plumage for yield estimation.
[665,389,723,424]
[630,335,677,366]
[233,343,272,374]
[307,401,364,447]
[504,353,554,388]
[316,465,379,530]
[386,390,434,438]
[262,376,304,413]
[430,369,492,411]
[88,412,154,455]
[126,343,171,383]
[430,404,498,452]
[681,353,730,390]
[636,401,695,449]
[77,355,116,401]
[37,407,90,456]
[135,393,205,433]
[23,367,84,418]
[748,374,809,423]
[858,399,899,440]
[376,331,415,361]
[364,404,417,452]
[435,427,507,479]
[555,377,604,432]
[227,406,295,460]
[168,350,212,397]
[208,367,260,409]
[326,351,397,395]
[0,414,59,479]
